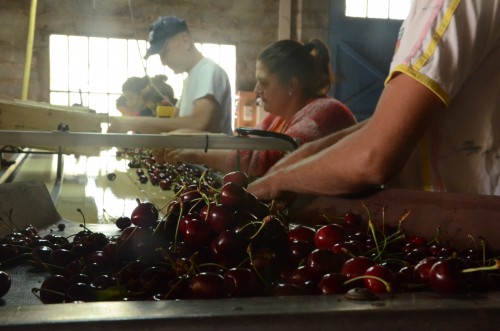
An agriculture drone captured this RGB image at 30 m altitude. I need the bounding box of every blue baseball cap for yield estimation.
[144,16,188,59]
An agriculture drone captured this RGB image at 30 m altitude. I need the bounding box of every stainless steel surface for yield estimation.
[0,130,298,152]
[1,182,500,330]
[1,292,499,331]
[8,150,173,225]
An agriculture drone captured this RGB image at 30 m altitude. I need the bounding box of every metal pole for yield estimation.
[21,0,38,100]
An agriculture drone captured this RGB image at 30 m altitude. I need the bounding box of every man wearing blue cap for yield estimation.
[109,16,233,135]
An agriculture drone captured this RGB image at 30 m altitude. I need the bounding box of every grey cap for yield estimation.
[144,16,188,59]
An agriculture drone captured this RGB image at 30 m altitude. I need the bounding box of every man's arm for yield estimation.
[108,96,219,134]
[248,73,445,199]
[267,120,367,173]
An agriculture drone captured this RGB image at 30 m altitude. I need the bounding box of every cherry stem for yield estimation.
[77,208,92,233]
[428,226,442,245]
[163,275,189,300]
[462,259,500,274]
[396,209,412,231]
[249,216,274,240]
[368,219,383,262]
[246,244,268,287]
[173,205,184,247]
[31,287,66,303]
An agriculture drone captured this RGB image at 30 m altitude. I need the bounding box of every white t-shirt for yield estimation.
[176,57,233,135]
[387,0,500,195]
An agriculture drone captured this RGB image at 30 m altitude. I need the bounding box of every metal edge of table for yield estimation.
[0,130,298,152]
[0,292,499,331]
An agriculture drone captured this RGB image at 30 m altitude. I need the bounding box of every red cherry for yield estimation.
[188,272,228,299]
[181,218,215,249]
[116,216,132,230]
[38,274,69,304]
[131,201,158,228]
[219,182,247,209]
[314,224,346,249]
[210,230,247,264]
[287,240,315,267]
[413,256,439,284]
[408,235,428,247]
[330,241,363,261]
[343,212,362,229]
[341,256,375,288]
[180,190,205,212]
[159,179,172,190]
[428,257,467,294]
[306,248,343,276]
[205,204,237,234]
[363,265,398,294]
[224,267,262,298]
[287,265,321,294]
[287,225,316,244]
[317,273,347,295]
[222,171,249,188]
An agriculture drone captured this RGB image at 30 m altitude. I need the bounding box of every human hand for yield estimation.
[164,149,202,165]
[151,148,166,164]
[247,170,284,201]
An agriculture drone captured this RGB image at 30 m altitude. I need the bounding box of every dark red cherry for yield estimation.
[224,267,262,298]
[39,274,69,304]
[343,212,362,229]
[413,256,439,284]
[219,182,247,210]
[287,240,315,267]
[340,256,375,288]
[364,265,398,294]
[287,225,316,244]
[314,224,347,249]
[306,248,343,276]
[210,230,247,264]
[205,204,237,234]
[116,216,132,230]
[181,217,215,249]
[131,201,159,228]
[222,171,249,188]
[428,257,467,294]
[317,273,347,295]
[188,272,228,299]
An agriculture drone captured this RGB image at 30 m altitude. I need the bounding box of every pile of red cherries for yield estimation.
[1,168,499,304]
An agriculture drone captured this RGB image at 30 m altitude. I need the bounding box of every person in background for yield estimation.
[248,0,500,199]
[119,75,175,117]
[108,16,232,135]
[115,95,135,116]
[162,39,357,178]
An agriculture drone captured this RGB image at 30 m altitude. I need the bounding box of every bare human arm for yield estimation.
[162,149,231,171]
[266,119,368,173]
[247,73,445,199]
[108,96,219,134]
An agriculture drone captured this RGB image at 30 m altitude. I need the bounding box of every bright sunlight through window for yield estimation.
[345,0,412,19]
[49,35,236,117]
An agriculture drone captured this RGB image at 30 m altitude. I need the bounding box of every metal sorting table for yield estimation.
[0,182,500,330]
[1,130,500,330]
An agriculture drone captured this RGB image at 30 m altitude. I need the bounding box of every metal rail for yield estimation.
[0,130,298,152]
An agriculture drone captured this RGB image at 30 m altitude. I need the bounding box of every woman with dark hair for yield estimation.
[119,75,175,117]
[163,39,357,178]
